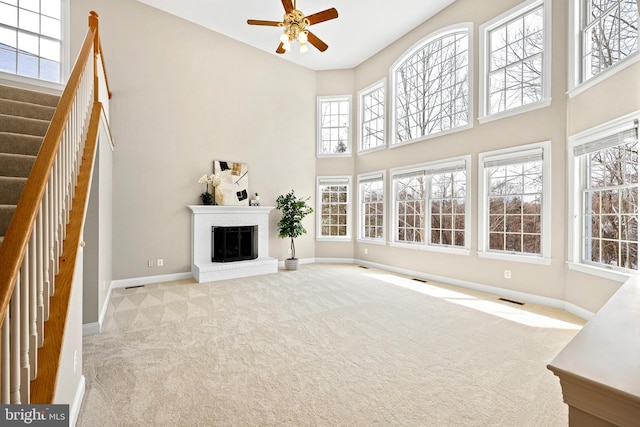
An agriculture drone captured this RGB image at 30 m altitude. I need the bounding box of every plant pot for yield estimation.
[284,258,299,271]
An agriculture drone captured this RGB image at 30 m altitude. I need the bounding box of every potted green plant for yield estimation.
[275,190,314,270]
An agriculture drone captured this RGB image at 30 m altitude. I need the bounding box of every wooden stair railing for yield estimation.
[0,11,112,404]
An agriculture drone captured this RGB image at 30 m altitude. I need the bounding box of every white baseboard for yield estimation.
[82,322,100,336]
[110,272,193,289]
[354,258,594,321]
[69,374,85,427]
[314,257,355,264]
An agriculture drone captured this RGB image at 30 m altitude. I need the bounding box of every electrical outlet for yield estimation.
[364,248,368,255]
[148,260,153,267]
[157,259,164,267]
[504,270,511,279]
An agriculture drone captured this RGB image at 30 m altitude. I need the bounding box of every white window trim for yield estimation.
[389,155,471,255]
[478,140,552,265]
[478,0,553,124]
[357,79,386,154]
[317,95,353,158]
[567,111,640,280]
[316,175,353,241]
[0,0,70,90]
[389,23,474,148]
[357,170,386,243]
[567,0,640,97]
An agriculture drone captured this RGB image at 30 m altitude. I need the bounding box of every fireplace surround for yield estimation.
[188,205,278,282]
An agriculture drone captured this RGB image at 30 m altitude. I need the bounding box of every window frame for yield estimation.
[0,0,70,89]
[567,111,639,281]
[478,141,552,265]
[317,95,352,158]
[389,23,474,148]
[478,0,553,123]
[357,79,386,154]
[357,171,386,244]
[316,175,353,241]
[389,156,471,255]
[568,0,640,97]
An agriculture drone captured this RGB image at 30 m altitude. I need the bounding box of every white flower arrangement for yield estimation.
[198,173,222,204]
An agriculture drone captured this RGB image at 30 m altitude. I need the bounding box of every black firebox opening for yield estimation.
[212,225,258,262]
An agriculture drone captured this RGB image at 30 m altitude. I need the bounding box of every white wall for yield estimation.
[70,0,317,280]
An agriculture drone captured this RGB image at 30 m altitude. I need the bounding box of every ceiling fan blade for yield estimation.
[247,19,282,27]
[306,8,339,26]
[281,0,294,13]
[307,31,329,52]
[276,42,286,54]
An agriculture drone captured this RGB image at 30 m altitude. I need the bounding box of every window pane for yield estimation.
[394,30,469,144]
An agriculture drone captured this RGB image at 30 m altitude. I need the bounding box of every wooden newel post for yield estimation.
[89,11,100,102]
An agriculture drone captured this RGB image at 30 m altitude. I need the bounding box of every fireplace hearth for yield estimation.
[188,205,278,283]
[212,225,258,262]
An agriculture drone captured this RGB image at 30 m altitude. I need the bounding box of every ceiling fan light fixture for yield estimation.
[298,31,308,44]
[282,40,291,51]
[280,32,289,44]
[300,42,309,53]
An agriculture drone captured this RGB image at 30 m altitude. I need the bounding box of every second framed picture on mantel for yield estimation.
[213,160,249,206]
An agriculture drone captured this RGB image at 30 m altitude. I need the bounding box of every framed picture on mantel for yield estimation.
[213,160,249,206]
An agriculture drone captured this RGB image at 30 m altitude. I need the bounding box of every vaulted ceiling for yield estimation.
[135,0,456,70]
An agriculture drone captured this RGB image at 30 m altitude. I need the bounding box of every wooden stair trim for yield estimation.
[0,23,96,331]
[30,102,102,404]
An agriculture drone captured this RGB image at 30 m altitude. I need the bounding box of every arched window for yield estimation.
[390,24,472,146]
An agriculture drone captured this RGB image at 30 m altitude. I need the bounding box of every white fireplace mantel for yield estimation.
[188,205,278,282]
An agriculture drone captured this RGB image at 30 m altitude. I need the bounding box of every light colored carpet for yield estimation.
[77,264,584,426]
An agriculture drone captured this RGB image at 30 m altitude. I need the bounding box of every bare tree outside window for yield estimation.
[360,84,385,151]
[583,135,638,270]
[395,175,426,243]
[320,184,349,237]
[360,179,384,240]
[488,5,544,114]
[487,160,543,254]
[583,0,639,81]
[394,30,469,144]
[430,171,466,247]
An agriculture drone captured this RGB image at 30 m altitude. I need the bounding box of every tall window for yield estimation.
[391,158,469,252]
[570,117,638,274]
[430,168,466,247]
[317,176,351,240]
[391,25,471,146]
[478,142,551,263]
[317,96,351,156]
[479,0,551,120]
[582,0,639,82]
[357,172,385,242]
[0,0,63,82]
[358,80,385,152]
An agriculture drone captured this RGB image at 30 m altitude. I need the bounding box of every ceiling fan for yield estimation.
[247,0,338,54]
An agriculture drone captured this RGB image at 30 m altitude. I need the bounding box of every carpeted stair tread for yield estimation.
[0,177,27,205]
[0,153,36,178]
[0,85,59,108]
[0,98,56,121]
[0,132,43,156]
[0,204,16,236]
[0,114,50,137]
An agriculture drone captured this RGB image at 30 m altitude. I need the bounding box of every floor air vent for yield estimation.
[358,265,369,269]
[125,285,145,290]
[498,297,524,305]
[411,278,428,283]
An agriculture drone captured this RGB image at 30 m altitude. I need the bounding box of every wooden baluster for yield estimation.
[20,247,30,403]
[10,274,20,403]
[43,185,52,322]
[29,222,38,379]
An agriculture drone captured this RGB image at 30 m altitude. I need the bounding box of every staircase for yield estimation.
[0,85,60,249]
